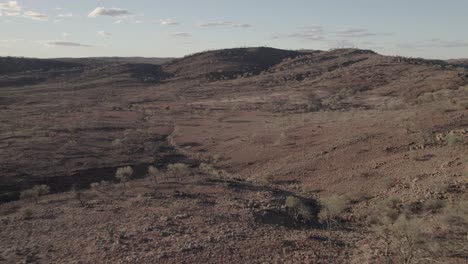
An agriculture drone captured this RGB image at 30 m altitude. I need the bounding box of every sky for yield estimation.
[0,0,467,59]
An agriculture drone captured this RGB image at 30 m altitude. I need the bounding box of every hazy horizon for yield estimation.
[1,0,468,60]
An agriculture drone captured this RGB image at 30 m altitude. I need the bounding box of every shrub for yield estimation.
[199,163,219,176]
[438,200,468,257]
[445,134,463,145]
[166,163,189,179]
[20,185,50,204]
[285,196,314,222]
[22,208,33,220]
[318,195,348,239]
[90,181,113,196]
[423,199,446,213]
[116,166,133,191]
[371,214,428,264]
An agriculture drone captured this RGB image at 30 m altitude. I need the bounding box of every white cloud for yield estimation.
[88,7,131,18]
[273,27,324,41]
[57,13,73,18]
[5,11,19,16]
[0,1,21,12]
[336,28,379,38]
[232,23,251,28]
[197,21,232,27]
[197,21,252,28]
[398,40,468,49]
[0,39,18,48]
[168,32,191,37]
[98,30,112,37]
[62,33,71,38]
[42,41,92,47]
[23,11,48,21]
[160,18,179,25]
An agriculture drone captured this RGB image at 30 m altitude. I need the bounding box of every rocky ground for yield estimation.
[0,47,467,263]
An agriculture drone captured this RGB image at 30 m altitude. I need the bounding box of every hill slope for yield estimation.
[0,47,467,263]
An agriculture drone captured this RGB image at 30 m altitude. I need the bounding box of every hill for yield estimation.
[162,47,302,81]
[0,47,467,263]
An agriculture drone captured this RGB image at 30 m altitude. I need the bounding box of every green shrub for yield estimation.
[445,134,463,145]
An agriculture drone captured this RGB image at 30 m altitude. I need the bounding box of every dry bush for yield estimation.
[72,185,97,207]
[20,185,50,204]
[111,129,158,154]
[423,198,446,213]
[371,214,428,264]
[166,163,189,179]
[285,196,314,222]
[90,181,114,197]
[199,163,220,176]
[115,166,134,191]
[22,208,33,220]
[437,200,468,257]
[318,195,348,235]
[367,197,458,263]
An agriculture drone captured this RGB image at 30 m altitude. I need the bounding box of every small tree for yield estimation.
[318,195,348,243]
[371,214,427,264]
[115,166,133,192]
[20,185,50,204]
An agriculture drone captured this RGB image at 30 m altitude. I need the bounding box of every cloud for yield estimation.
[43,41,92,47]
[0,39,18,48]
[273,27,324,41]
[197,21,233,27]
[232,23,251,28]
[62,33,71,38]
[336,28,392,38]
[197,21,252,28]
[0,1,21,12]
[160,18,179,25]
[88,7,131,18]
[332,39,357,48]
[438,41,468,48]
[57,13,73,18]
[98,30,112,37]
[23,11,48,21]
[168,32,191,37]
[5,11,19,16]
[398,40,468,49]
